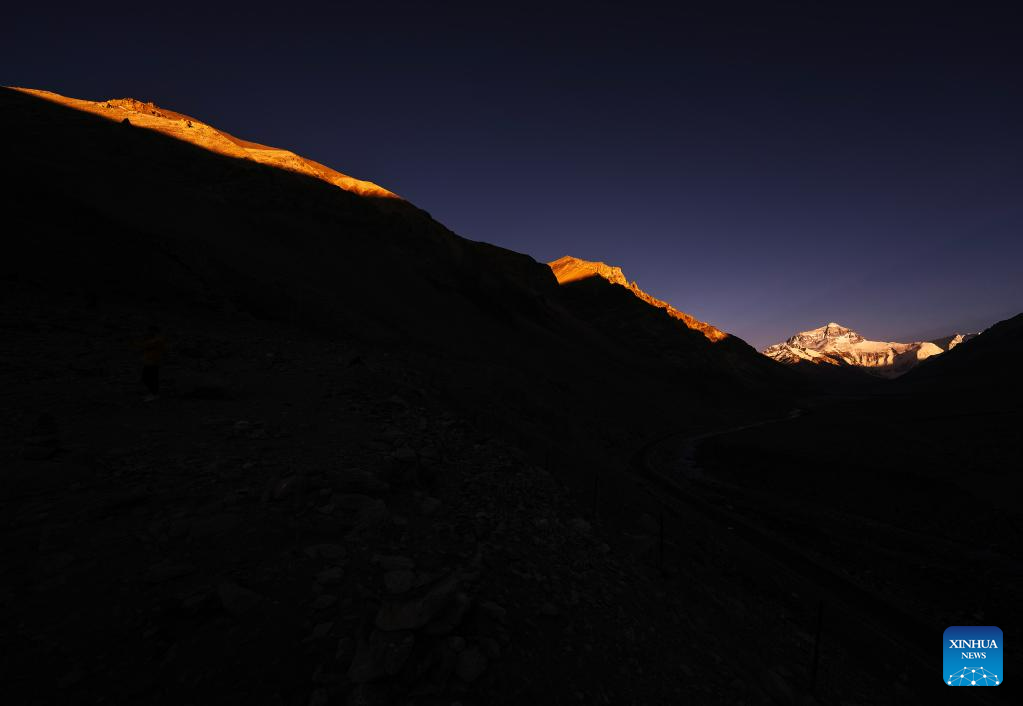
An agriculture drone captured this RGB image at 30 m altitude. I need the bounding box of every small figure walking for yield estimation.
[137,325,166,402]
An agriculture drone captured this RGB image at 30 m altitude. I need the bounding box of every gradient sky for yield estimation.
[6,1,1021,349]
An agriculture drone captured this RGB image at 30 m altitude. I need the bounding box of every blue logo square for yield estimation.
[944,626,1002,685]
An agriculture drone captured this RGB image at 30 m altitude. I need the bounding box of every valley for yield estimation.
[1,84,1019,706]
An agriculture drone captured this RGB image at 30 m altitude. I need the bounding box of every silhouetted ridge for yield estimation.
[11,87,401,199]
[0,86,795,448]
[901,312,1023,396]
[549,256,728,342]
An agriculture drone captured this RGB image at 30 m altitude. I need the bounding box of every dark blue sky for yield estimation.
[6,1,1021,348]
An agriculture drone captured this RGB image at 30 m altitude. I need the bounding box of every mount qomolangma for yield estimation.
[763,322,977,378]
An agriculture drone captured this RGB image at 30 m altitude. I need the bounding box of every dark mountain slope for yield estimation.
[546,258,797,393]
[0,88,949,705]
[901,312,1023,398]
[1,87,795,452]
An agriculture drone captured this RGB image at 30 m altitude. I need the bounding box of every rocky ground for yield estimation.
[1,294,904,705]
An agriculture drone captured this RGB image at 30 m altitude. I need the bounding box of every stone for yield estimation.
[479,637,501,659]
[392,446,417,462]
[348,630,415,683]
[420,496,441,515]
[310,594,337,612]
[187,513,241,540]
[638,513,659,534]
[332,493,377,511]
[455,647,488,683]
[316,567,344,585]
[35,553,74,577]
[180,372,230,399]
[305,544,346,561]
[760,668,796,705]
[144,562,196,583]
[271,476,300,501]
[372,554,415,571]
[478,600,507,623]
[375,571,460,631]
[424,591,470,635]
[383,570,416,595]
[347,683,390,706]
[344,498,389,535]
[334,469,389,495]
[540,601,560,617]
[218,581,263,617]
[569,517,592,534]
[24,412,59,457]
[307,622,334,640]
[335,636,356,662]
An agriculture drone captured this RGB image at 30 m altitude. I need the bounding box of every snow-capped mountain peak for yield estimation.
[786,322,865,349]
[762,323,961,378]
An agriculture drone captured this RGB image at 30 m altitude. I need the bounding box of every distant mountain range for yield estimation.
[762,323,977,378]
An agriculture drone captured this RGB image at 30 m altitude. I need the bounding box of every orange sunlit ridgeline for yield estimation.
[9,87,402,201]
[548,255,730,343]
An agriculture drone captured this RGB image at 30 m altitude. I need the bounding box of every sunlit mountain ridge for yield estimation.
[10,87,400,200]
[549,256,728,343]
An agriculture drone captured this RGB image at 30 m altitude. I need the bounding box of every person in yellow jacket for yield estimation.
[137,325,167,401]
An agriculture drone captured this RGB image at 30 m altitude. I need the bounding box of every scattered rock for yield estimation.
[372,555,415,571]
[540,601,560,617]
[479,637,501,659]
[375,571,460,631]
[306,622,334,641]
[336,636,356,662]
[347,683,391,706]
[334,469,389,495]
[638,513,659,534]
[36,552,75,577]
[392,446,417,462]
[760,668,796,705]
[187,512,241,540]
[179,371,231,399]
[270,475,301,501]
[569,517,592,534]
[144,562,196,583]
[383,570,416,594]
[454,646,488,683]
[478,600,507,623]
[348,630,415,683]
[424,590,470,635]
[316,567,344,585]
[217,580,263,617]
[420,496,441,515]
[305,544,346,561]
[310,594,337,612]
[56,665,85,688]
[23,412,59,458]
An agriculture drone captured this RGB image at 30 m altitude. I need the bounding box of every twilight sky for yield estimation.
[6,1,1021,349]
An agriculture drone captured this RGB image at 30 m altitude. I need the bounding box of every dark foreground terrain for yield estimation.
[2,87,1020,705]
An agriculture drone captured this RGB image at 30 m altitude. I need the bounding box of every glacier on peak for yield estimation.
[762,322,971,378]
